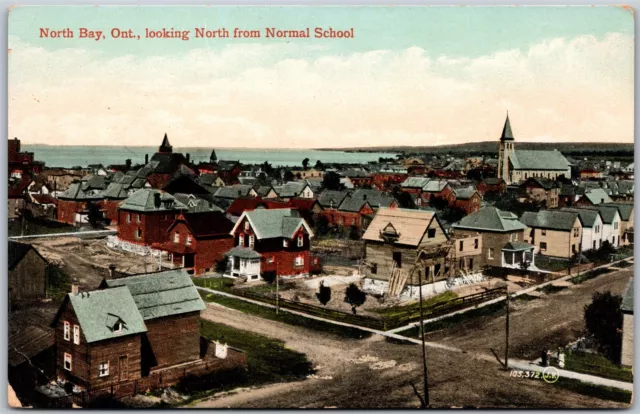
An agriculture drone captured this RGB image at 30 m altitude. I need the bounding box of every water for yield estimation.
[22,145,397,169]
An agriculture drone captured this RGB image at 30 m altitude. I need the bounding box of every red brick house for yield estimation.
[152,213,235,275]
[51,270,245,403]
[98,183,129,225]
[9,138,44,179]
[476,177,506,196]
[451,187,482,214]
[316,189,398,229]
[227,208,315,281]
[56,182,104,225]
[116,189,188,246]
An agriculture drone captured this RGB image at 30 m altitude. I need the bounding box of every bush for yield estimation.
[316,281,331,305]
[584,291,623,363]
[215,255,229,274]
[261,271,277,284]
[344,283,366,314]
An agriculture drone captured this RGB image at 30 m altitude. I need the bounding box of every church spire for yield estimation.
[159,133,173,153]
[500,112,514,141]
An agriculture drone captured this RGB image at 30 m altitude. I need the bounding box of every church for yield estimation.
[496,114,571,185]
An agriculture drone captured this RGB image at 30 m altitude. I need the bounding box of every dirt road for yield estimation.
[190,300,627,408]
[424,268,633,360]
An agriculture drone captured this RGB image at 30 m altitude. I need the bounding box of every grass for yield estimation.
[550,377,632,404]
[563,351,633,383]
[174,320,314,404]
[536,284,568,295]
[396,300,506,338]
[200,291,372,340]
[192,277,235,292]
[534,256,571,272]
[373,290,458,318]
[572,267,613,285]
[615,260,633,268]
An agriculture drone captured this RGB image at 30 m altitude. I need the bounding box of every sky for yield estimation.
[8,6,635,148]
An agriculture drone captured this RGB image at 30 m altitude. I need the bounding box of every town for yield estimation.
[7,114,634,408]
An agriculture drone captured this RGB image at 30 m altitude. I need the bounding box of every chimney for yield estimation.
[108,264,116,280]
[363,194,367,201]
[71,279,79,295]
[154,192,162,208]
[145,154,149,164]
[601,198,604,204]
[238,190,242,196]
[186,153,190,163]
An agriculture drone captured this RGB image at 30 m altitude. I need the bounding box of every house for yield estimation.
[137,134,193,190]
[98,183,130,224]
[317,189,398,229]
[575,205,622,248]
[520,210,583,258]
[213,185,258,201]
[560,208,604,251]
[8,176,31,220]
[476,177,507,196]
[602,203,634,246]
[151,213,235,275]
[579,168,603,180]
[621,278,634,368]
[449,233,484,276]
[8,138,45,179]
[198,173,226,188]
[27,193,59,220]
[56,182,104,225]
[290,168,324,180]
[9,241,47,303]
[362,208,451,297]
[574,188,614,207]
[116,189,188,247]
[226,197,290,220]
[272,181,314,201]
[451,187,482,214]
[517,177,560,208]
[496,115,571,184]
[162,174,211,195]
[452,207,535,270]
[9,325,55,402]
[227,209,315,281]
[51,270,245,402]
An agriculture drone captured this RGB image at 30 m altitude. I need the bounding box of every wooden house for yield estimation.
[8,241,47,303]
[517,177,560,208]
[521,210,583,258]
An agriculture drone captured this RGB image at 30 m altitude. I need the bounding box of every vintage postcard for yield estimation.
[7,5,634,409]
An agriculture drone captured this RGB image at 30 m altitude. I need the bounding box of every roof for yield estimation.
[104,269,206,320]
[31,193,58,205]
[237,208,314,239]
[274,181,311,198]
[8,241,46,270]
[57,182,102,201]
[169,212,234,238]
[81,175,108,191]
[173,193,224,214]
[520,210,581,231]
[214,185,255,199]
[560,208,601,227]
[228,246,261,259]
[119,189,188,212]
[401,176,430,188]
[362,207,438,247]
[338,197,372,213]
[503,241,535,251]
[453,207,527,233]
[521,177,557,190]
[453,187,478,200]
[67,286,148,343]
[482,177,504,186]
[288,197,317,211]
[101,182,129,199]
[621,278,634,313]
[226,196,289,216]
[509,150,570,171]
[500,114,514,141]
[602,203,633,221]
[8,325,54,367]
[317,190,350,208]
[593,205,622,224]
[346,189,396,209]
[583,188,613,205]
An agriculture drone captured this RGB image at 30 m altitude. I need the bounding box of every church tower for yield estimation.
[158,133,173,154]
[497,113,515,184]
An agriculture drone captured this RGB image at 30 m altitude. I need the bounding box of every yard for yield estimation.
[562,350,633,383]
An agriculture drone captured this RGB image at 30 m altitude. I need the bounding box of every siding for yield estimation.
[9,249,46,301]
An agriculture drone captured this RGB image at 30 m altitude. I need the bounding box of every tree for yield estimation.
[349,225,362,240]
[585,240,616,264]
[394,191,416,209]
[322,171,343,191]
[215,255,229,274]
[86,202,103,229]
[316,281,332,305]
[261,270,277,284]
[283,170,295,182]
[428,196,449,210]
[302,158,310,170]
[314,160,325,170]
[344,283,367,314]
[466,168,483,181]
[315,215,330,236]
[483,190,501,203]
[261,161,274,176]
[584,291,623,363]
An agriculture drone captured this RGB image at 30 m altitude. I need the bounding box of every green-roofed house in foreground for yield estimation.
[51,269,246,402]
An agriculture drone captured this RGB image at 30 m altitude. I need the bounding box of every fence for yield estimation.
[209,284,508,331]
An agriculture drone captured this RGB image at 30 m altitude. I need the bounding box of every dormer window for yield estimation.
[244,221,250,231]
[114,322,123,333]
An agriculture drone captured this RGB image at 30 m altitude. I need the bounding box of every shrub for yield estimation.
[316,281,331,305]
[344,283,366,314]
[261,271,277,284]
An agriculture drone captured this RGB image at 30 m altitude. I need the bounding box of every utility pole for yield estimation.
[505,287,510,369]
[275,261,279,315]
[417,269,430,407]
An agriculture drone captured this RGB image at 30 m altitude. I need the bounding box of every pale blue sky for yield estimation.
[9,6,634,58]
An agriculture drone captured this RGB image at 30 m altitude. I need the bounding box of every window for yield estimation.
[244,221,250,231]
[63,322,70,341]
[249,235,255,248]
[614,222,619,230]
[126,213,131,224]
[267,257,275,264]
[474,239,479,249]
[371,263,377,274]
[239,235,244,247]
[283,240,289,248]
[459,240,464,251]
[73,325,80,345]
[541,229,547,236]
[595,225,600,233]
[174,232,180,243]
[135,214,141,223]
[114,322,123,333]
[487,248,494,259]
[514,233,519,242]
[573,228,580,237]
[297,235,304,247]
[540,242,547,251]
[593,241,597,250]
[392,252,402,269]
[459,258,465,268]
[136,228,142,239]
[99,362,109,377]
[469,258,474,269]
[294,256,304,267]
[186,236,192,246]
[64,353,72,371]
[427,228,436,238]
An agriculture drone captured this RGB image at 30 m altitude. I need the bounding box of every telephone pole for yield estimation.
[505,287,510,369]
[417,269,430,407]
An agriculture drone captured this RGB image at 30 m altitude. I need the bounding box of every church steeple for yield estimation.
[159,133,173,153]
[500,112,514,141]
[210,149,217,163]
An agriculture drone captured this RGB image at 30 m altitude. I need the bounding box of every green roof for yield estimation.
[602,203,633,221]
[583,188,613,205]
[119,189,188,212]
[509,150,570,171]
[453,207,527,233]
[560,208,601,227]
[520,210,581,231]
[503,241,535,251]
[621,278,633,313]
[243,208,312,239]
[68,287,147,343]
[228,246,261,259]
[104,269,205,320]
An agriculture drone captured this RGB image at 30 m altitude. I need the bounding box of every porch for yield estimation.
[227,246,262,282]
[501,241,540,271]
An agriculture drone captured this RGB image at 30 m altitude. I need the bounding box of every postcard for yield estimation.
[7,5,634,409]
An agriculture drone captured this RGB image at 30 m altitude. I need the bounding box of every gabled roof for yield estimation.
[214,185,255,199]
[453,187,479,200]
[101,182,129,199]
[9,325,54,367]
[509,150,570,171]
[234,208,314,240]
[453,207,527,233]
[362,207,441,247]
[65,286,147,343]
[288,197,317,211]
[401,176,430,188]
[9,241,46,270]
[423,180,449,193]
[274,181,312,198]
[591,205,622,224]
[560,208,601,227]
[602,203,634,221]
[168,212,234,238]
[482,177,504,186]
[58,182,102,201]
[119,189,188,212]
[520,210,581,231]
[503,241,534,251]
[317,190,350,208]
[500,114,514,141]
[104,269,205,320]
[347,189,396,209]
[228,246,261,259]
[172,193,224,214]
[622,278,634,313]
[583,188,613,205]
[521,177,557,190]
[81,175,108,191]
[338,197,372,213]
